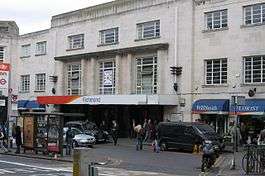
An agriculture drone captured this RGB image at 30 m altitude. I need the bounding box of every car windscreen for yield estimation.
[194,124,215,134]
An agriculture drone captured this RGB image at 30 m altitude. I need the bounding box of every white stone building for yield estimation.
[1,0,265,137]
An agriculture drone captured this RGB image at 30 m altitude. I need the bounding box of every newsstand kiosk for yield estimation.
[21,112,64,157]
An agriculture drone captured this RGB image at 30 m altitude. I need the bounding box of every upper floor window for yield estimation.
[0,47,4,62]
[136,56,158,94]
[99,28,119,45]
[21,44,31,58]
[0,27,8,33]
[67,64,81,95]
[20,75,30,93]
[99,61,116,95]
[68,34,84,50]
[244,56,265,84]
[244,3,265,25]
[205,58,227,85]
[137,20,160,40]
[205,9,228,30]
[35,73,46,91]
[36,41,47,55]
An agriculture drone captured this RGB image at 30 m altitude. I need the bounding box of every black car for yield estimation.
[157,122,223,152]
[65,121,107,143]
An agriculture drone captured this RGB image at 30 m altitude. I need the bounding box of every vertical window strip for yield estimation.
[35,74,46,91]
[0,47,4,61]
[99,61,116,95]
[67,64,81,95]
[21,75,30,92]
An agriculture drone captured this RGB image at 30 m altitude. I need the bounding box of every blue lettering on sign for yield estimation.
[196,105,218,111]
[237,106,259,112]
[82,97,101,103]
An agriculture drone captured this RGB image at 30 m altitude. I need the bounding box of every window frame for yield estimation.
[205,9,228,30]
[243,55,265,84]
[0,47,4,62]
[21,44,31,58]
[67,63,82,95]
[35,41,47,56]
[204,58,228,85]
[136,56,158,95]
[243,3,265,25]
[99,27,119,46]
[35,73,46,92]
[99,60,116,95]
[136,20,160,40]
[67,34,84,50]
[20,75,30,93]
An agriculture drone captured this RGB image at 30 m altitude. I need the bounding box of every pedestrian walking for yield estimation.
[15,126,22,154]
[258,127,265,145]
[66,126,74,155]
[134,124,144,151]
[228,121,241,152]
[0,128,8,153]
[111,120,119,146]
[144,119,152,142]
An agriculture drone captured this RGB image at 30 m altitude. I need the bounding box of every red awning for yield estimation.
[37,96,80,105]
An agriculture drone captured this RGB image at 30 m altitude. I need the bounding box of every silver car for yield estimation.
[63,127,96,147]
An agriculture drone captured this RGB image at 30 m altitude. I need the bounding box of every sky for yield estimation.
[0,0,113,34]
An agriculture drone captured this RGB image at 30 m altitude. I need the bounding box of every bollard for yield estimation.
[88,163,98,176]
[73,149,81,176]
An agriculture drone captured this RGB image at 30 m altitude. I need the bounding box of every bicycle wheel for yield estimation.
[242,154,256,173]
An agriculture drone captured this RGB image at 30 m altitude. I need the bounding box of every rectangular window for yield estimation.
[136,56,158,94]
[99,28,119,45]
[0,27,8,33]
[205,9,228,29]
[0,47,4,62]
[68,34,84,50]
[99,61,116,95]
[36,41,47,55]
[35,73,46,91]
[244,3,265,25]
[137,20,160,40]
[205,58,227,85]
[244,56,265,84]
[20,75,30,93]
[67,64,81,95]
[21,44,31,58]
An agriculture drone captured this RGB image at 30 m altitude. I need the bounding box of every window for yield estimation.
[205,59,227,85]
[244,3,265,25]
[0,27,8,33]
[136,56,158,94]
[20,75,30,93]
[0,47,4,62]
[99,28,119,45]
[36,41,47,55]
[244,56,265,84]
[67,64,81,95]
[21,44,31,57]
[35,73,46,91]
[205,10,228,29]
[99,61,116,95]
[137,20,160,40]
[68,34,84,50]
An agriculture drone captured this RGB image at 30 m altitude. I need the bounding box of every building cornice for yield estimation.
[51,0,175,28]
[54,43,169,61]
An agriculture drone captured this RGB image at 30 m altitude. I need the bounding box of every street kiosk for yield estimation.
[21,112,84,156]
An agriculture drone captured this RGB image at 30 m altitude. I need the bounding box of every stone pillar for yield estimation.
[157,49,167,94]
[81,58,88,95]
[124,53,133,94]
[55,60,65,95]
[89,57,97,95]
[115,54,122,94]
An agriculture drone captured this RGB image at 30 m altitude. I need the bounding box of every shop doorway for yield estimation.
[200,114,228,136]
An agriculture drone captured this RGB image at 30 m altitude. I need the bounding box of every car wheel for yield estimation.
[73,141,78,148]
[160,141,168,151]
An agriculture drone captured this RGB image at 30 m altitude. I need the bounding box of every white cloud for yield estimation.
[0,0,113,34]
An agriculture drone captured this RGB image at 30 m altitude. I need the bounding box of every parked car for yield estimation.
[157,122,223,152]
[65,121,107,143]
[63,127,96,147]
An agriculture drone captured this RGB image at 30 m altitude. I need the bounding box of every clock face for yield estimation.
[103,70,113,86]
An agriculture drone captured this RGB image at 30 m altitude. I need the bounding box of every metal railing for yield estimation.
[242,144,265,175]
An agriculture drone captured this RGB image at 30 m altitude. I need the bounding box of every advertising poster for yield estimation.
[23,116,34,148]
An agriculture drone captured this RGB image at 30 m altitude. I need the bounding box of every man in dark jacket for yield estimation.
[66,127,74,155]
[111,120,119,146]
[15,126,22,154]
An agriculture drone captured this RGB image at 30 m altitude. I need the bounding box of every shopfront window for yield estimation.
[136,56,158,94]
[67,64,81,95]
[99,61,116,95]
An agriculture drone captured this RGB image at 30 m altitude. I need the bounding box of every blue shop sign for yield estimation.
[230,99,265,115]
[192,99,229,114]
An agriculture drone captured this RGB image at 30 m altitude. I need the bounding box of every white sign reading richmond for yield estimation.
[196,105,218,111]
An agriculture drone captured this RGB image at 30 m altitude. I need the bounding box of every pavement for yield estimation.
[0,139,246,176]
